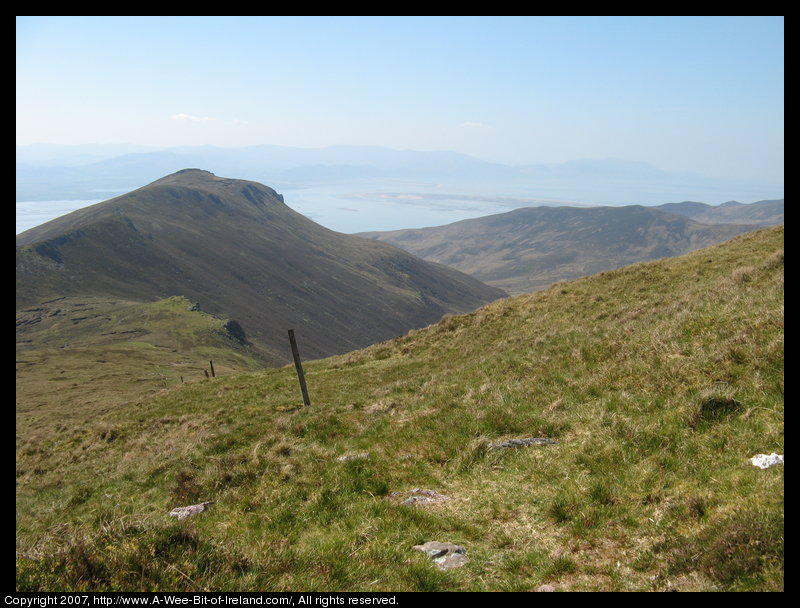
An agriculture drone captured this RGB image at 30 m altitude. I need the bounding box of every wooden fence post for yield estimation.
[209,360,216,378]
[288,329,311,406]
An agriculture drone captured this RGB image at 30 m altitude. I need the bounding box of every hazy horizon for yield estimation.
[17,16,784,185]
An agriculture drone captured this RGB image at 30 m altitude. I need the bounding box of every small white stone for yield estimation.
[750,453,784,469]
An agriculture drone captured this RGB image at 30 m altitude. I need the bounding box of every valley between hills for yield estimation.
[359,199,783,295]
[15,171,783,592]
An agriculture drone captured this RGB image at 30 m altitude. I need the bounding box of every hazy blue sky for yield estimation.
[17,16,784,182]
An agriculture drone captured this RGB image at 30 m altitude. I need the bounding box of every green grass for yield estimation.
[16,295,265,417]
[16,227,783,591]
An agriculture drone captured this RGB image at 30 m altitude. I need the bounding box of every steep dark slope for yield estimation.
[360,204,764,295]
[16,169,506,363]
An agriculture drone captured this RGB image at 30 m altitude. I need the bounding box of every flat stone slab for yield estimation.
[169,501,213,520]
[491,437,559,449]
[389,488,450,505]
[413,541,468,570]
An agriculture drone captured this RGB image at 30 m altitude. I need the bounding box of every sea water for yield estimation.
[16,199,106,235]
[18,176,778,237]
[15,181,550,236]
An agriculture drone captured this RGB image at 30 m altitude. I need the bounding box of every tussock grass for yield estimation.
[16,227,783,591]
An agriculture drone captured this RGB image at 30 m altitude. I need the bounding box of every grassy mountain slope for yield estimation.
[16,295,266,427]
[360,204,772,295]
[16,169,505,363]
[16,226,783,592]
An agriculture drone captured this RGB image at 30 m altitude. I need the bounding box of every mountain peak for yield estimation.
[17,171,505,364]
[174,168,215,177]
[148,168,231,187]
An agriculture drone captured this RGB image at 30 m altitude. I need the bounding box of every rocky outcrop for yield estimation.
[413,541,468,570]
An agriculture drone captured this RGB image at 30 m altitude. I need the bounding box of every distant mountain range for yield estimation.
[16,144,783,207]
[15,144,517,200]
[359,199,784,295]
[16,169,505,364]
[654,199,784,225]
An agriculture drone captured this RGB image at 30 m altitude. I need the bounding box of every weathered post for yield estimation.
[209,360,216,378]
[288,329,311,406]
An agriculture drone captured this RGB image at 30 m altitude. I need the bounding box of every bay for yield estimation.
[16,199,105,235]
[15,181,553,236]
